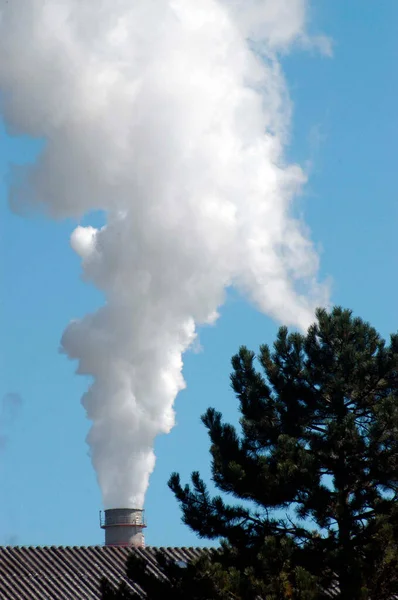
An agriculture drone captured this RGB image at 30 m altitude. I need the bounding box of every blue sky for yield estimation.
[1,1,397,548]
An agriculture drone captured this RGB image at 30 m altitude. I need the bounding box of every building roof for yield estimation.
[0,545,358,600]
[0,545,207,599]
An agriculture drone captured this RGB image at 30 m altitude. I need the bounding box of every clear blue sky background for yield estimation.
[0,1,397,548]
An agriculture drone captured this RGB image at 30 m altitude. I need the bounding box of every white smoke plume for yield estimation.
[0,1,330,508]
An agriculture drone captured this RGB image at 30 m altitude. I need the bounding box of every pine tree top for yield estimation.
[170,307,398,599]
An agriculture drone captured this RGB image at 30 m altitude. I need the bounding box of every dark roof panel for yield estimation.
[0,546,207,599]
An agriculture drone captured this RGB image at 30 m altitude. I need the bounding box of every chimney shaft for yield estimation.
[100,508,146,547]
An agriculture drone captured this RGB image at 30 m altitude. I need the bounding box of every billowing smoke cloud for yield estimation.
[0,1,330,508]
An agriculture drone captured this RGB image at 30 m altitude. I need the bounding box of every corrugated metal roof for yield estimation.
[0,546,207,600]
[2,546,381,599]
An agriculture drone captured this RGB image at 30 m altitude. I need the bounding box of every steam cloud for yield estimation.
[0,1,329,508]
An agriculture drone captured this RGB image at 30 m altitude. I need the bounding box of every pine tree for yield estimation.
[103,307,398,599]
[169,307,398,599]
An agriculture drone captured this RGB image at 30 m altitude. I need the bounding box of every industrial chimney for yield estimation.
[100,508,146,547]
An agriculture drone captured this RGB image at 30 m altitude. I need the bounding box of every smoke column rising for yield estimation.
[0,0,329,508]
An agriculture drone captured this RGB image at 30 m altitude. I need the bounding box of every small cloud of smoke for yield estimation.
[0,392,23,451]
[0,434,8,452]
[304,123,328,177]
[308,123,327,154]
[307,35,333,57]
[1,392,23,424]
[4,534,19,547]
[188,337,204,355]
